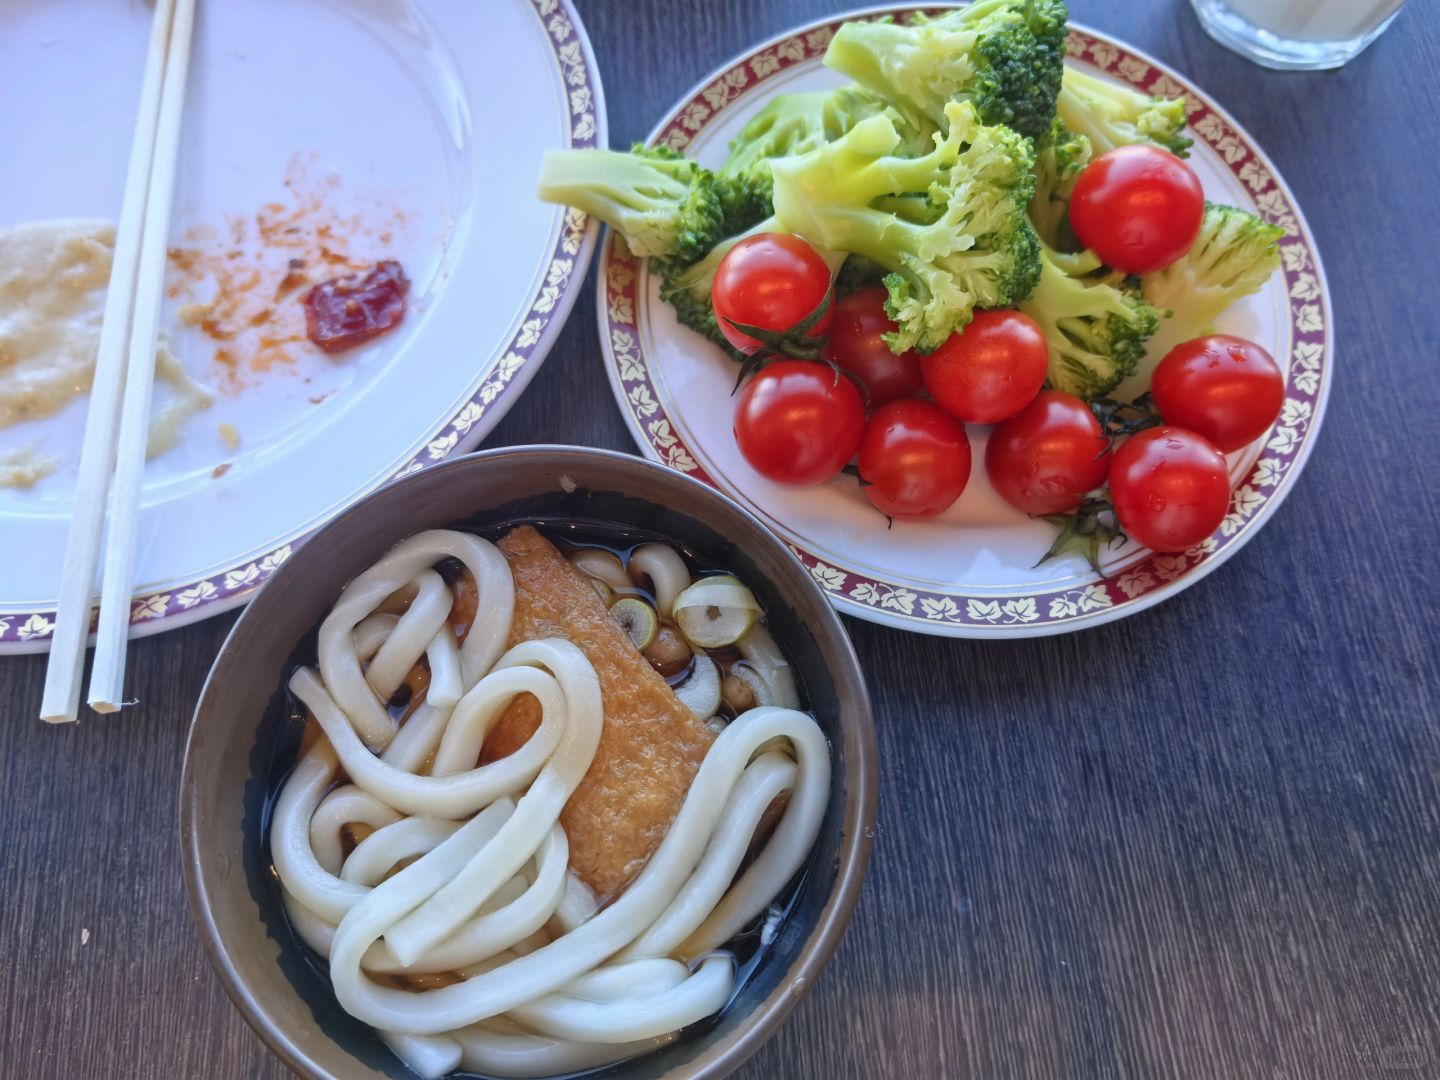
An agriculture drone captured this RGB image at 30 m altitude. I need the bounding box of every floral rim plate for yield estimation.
[597,6,1331,638]
[0,0,604,653]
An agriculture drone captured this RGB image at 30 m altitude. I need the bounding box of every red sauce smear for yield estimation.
[302,260,410,353]
[165,153,414,388]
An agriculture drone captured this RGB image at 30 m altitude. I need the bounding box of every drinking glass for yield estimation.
[1191,0,1407,70]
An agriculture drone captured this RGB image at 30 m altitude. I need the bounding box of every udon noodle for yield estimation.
[269,529,830,1078]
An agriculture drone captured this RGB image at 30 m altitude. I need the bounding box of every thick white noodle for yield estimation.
[366,570,452,701]
[568,549,630,592]
[317,531,513,751]
[628,544,691,619]
[380,1031,461,1080]
[268,531,829,1078]
[453,1019,672,1079]
[737,624,801,710]
[309,786,401,874]
[380,700,453,773]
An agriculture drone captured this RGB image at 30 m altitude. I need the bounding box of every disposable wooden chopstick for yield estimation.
[86,0,200,715]
[38,0,180,724]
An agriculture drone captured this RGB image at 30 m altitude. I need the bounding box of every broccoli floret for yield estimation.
[537,143,727,262]
[823,0,1067,142]
[1112,202,1283,398]
[717,86,932,227]
[1028,116,1092,250]
[772,101,1041,354]
[1056,67,1192,160]
[657,256,732,353]
[1142,203,1284,329]
[713,171,775,237]
[1018,241,1161,399]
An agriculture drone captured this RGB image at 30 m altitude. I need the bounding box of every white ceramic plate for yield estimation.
[0,0,603,653]
[599,8,1331,637]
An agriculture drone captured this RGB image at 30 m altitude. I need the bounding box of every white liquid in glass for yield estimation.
[1221,0,1405,42]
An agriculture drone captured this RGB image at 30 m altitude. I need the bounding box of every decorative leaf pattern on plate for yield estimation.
[176,580,218,609]
[679,101,710,132]
[967,600,1002,623]
[17,614,54,641]
[922,596,960,620]
[750,51,781,79]
[1115,56,1149,84]
[1290,341,1323,396]
[1238,159,1271,193]
[1256,188,1299,234]
[1153,556,1189,582]
[1117,569,1156,599]
[702,68,749,110]
[628,385,658,417]
[810,562,847,591]
[660,443,697,473]
[131,594,171,621]
[1089,41,1119,69]
[804,27,834,52]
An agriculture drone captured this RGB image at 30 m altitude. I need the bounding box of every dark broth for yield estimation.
[258,517,815,1080]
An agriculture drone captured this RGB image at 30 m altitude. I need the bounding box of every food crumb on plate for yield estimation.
[176,301,213,326]
[0,446,58,490]
[218,422,240,450]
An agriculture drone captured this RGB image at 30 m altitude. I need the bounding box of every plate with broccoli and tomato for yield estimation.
[541,1,1331,637]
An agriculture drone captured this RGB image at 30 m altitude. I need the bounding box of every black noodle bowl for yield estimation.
[255,516,816,1077]
[182,446,876,1080]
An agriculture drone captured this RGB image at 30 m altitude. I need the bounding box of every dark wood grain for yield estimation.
[3,1,1438,1078]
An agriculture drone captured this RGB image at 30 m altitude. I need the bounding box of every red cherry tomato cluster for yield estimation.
[984,335,1284,555]
[722,235,1053,520]
[717,201,1284,551]
[1101,335,1284,552]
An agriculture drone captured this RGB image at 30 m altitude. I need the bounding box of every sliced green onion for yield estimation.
[673,575,761,649]
[571,549,630,592]
[629,544,692,619]
[736,624,799,709]
[609,597,659,652]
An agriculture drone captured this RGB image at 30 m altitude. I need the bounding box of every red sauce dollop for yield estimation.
[303,260,410,353]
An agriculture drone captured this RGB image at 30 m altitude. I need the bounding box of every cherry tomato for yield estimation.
[733,360,864,485]
[823,287,923,405]
[920,308,1049,424]
[985,390,1111,515]
[712,233,833,355]
[1150,334,1285,453]
[1069,145,1204,274]
[1110,427,1230,552]
[857,400,971,518]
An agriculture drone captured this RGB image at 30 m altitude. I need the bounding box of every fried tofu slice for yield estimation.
[481,526,715,900]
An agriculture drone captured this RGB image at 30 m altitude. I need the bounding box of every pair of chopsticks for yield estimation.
[38,0,199,724]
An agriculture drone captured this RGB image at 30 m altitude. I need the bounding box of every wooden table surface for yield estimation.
[4,1,1438,1077]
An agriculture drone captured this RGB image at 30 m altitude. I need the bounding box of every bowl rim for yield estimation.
[179,443,878,1080]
